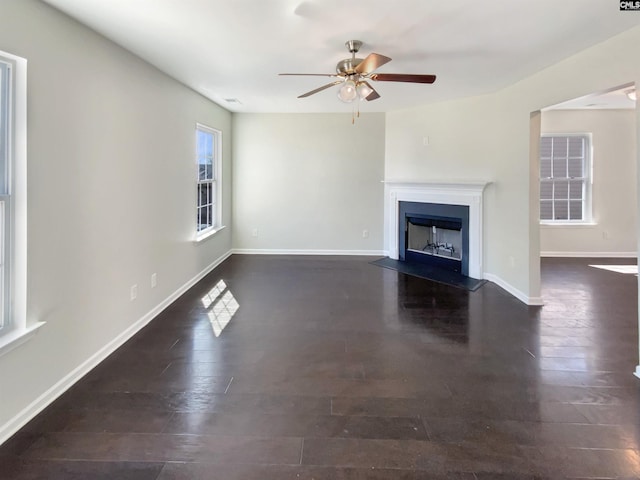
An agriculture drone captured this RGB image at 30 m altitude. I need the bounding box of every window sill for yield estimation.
[0,322,46,359]
[540,222,597,227]
[195,225,226,243]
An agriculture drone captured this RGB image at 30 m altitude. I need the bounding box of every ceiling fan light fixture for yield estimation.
[337,79,357,103]
[357,82,374,100]
[280,40,436,107]
[626,89,637,101]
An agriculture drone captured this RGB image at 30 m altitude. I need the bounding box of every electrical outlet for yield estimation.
[252,228,259,237]
[602,231,609,240]
[362,229,369,238]
[151,273,157,288]
[130,284,138,301]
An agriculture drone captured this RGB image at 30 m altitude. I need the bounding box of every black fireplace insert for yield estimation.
[398,201,470,275]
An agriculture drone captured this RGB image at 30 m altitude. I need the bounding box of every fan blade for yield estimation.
[298,80,342,98]
[355,53,392,75]
[279,73,341,77]
[370,73,436,84]
[361,81,380,101]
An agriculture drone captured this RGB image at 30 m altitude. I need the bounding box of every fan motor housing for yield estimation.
[336,58,362,75]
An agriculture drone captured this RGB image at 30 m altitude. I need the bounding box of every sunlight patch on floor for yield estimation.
[589,264,638,275]
[201,279,239,337]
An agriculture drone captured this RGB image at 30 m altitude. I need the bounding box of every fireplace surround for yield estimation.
[385,182,489,280]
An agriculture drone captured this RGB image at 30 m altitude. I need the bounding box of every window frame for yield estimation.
[539,133,593,225]
[195,123,222,240]
[0,57,11,333]
[0,49,37,356]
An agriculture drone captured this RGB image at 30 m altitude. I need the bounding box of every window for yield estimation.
[0,49,29,349]
[540,134,592,223]
[196,124,221,236]
[0,58,12,334]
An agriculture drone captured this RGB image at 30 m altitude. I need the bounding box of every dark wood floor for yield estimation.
[1,255,639,479]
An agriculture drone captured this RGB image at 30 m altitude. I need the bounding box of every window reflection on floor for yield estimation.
[200,280,239,337]
[589,264,638,275]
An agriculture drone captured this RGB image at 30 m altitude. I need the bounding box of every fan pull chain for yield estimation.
[351,99,361,125]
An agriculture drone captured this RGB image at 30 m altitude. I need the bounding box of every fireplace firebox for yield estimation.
[399,201,470,276]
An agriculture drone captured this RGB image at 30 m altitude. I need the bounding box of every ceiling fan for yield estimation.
[279,40,436,103]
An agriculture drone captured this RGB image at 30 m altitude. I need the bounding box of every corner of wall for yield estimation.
[483,272,544,306]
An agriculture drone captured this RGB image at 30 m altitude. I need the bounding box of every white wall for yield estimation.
[385,26,640,303]
[232,113,385,253]
[540,109,637,256]
[0,0,232,441]
[385,93,535,301]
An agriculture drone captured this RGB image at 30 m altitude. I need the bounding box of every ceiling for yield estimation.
[41,0,640,113]
[546,85,636,111]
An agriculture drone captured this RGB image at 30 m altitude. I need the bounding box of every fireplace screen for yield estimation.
[406,218,462,262]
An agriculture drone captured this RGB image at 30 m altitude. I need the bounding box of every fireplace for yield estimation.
[399,201,469,275]
[385,182,488,280]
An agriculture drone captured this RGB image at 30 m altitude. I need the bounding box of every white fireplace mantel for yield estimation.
[384,181,490,279]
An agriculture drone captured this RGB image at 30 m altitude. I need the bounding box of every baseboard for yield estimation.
[541,251,637,258]
[232,249,386,256]
[483,273,544,306]
[0,249,233,446]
